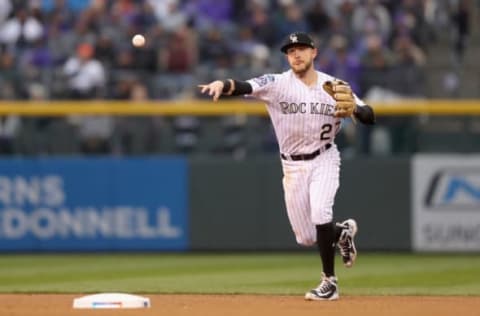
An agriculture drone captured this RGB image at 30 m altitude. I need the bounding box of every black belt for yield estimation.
[281,143,332,161]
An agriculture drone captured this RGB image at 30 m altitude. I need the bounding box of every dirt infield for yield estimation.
[1,294,479,316]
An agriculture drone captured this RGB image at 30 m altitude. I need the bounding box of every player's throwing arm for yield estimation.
[198,78,254,101]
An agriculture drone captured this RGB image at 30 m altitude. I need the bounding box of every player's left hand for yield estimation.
[323,80,356,118]
[198,80,224,102]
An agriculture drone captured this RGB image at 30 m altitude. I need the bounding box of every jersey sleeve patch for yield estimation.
[252,74,275,87]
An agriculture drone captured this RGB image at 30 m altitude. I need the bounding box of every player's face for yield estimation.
[286,45,317,75]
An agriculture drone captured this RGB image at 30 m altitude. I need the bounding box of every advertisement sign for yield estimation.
[412,155,480,251]
[0,157,188,251]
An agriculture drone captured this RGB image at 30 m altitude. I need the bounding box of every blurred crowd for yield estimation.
[0,0,475,100]
[0,0,477,156]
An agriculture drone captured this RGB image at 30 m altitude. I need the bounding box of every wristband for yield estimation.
[222,79,235,95]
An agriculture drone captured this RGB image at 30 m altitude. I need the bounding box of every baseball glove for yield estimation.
[323,80,356,118]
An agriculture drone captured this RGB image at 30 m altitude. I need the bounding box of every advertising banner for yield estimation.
[412,155,480,251]
[0,157,188,251]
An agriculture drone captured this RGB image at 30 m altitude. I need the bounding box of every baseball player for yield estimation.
[199,32,375,301]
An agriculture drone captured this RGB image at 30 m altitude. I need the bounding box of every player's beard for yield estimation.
[291,58,313,76]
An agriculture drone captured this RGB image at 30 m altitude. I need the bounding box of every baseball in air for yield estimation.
[132,34,145,47]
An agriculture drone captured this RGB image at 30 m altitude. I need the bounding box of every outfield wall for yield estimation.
[189,157,411,251]
[0,155,478,252]
[0,158,189,251]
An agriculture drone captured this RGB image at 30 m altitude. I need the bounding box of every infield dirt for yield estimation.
[1,294,479,316]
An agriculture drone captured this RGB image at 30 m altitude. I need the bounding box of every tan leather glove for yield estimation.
[323,80,356,118]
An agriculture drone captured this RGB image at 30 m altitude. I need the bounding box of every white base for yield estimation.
[73,293,151,309]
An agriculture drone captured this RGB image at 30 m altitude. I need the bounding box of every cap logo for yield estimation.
[290,34,298,43]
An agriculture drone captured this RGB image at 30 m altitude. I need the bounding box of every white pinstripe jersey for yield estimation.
[247,70,366,155]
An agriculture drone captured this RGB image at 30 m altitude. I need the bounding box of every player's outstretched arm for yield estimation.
[198,79,252,101]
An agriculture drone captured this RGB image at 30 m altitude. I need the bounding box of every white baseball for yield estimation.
[132,34,145,47]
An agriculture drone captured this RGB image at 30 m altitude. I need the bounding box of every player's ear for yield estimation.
[312,47,318,59]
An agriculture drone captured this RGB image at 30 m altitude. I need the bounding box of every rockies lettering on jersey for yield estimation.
[280,102,335,115]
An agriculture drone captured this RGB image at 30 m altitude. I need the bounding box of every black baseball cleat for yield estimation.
[336,219,358,268]
[305,273,339,301]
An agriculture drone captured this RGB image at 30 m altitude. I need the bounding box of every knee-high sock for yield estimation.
[316,222,336,277]
[334,223,343,243]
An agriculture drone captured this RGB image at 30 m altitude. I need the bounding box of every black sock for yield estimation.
[316,222,336,277]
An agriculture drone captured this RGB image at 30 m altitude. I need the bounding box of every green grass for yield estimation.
[1,252,480,295]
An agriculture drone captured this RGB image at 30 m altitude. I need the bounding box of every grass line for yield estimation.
[1,253,479,295]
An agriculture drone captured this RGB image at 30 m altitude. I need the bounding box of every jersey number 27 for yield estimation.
[320,122,341,141]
